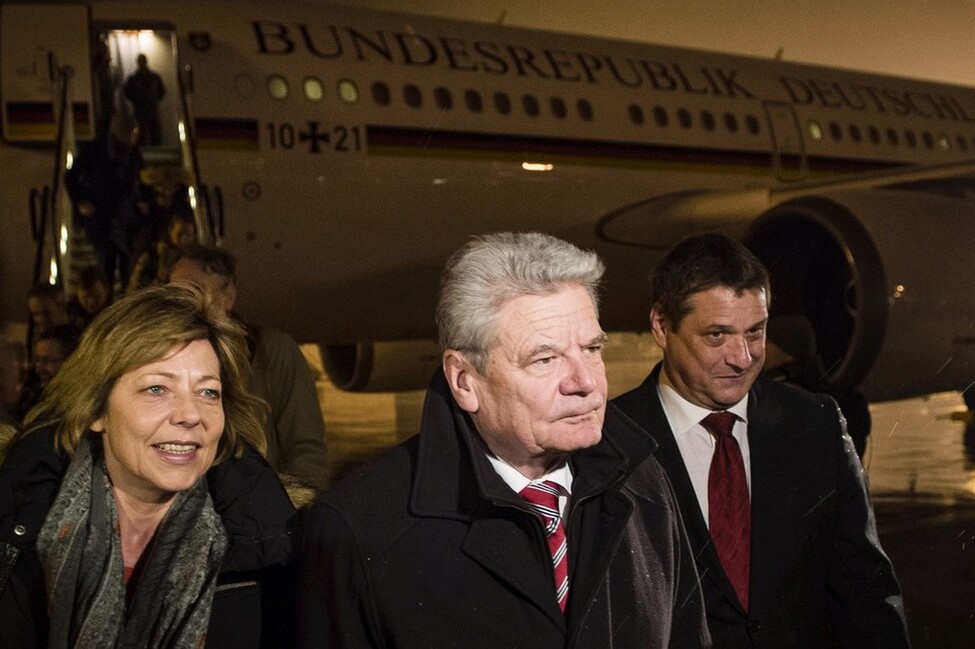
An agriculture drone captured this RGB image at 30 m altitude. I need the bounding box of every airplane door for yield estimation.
[763,101,807,182]
[1,4,93,142]
[96,26,206,224]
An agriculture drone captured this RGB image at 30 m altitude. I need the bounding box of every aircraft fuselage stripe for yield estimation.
[364,125,900,177]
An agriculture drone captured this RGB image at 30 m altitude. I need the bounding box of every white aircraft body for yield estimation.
[2,1,975,401]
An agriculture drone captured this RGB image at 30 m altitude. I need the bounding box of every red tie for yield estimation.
[520,481,569,612]
[701,411,751,611]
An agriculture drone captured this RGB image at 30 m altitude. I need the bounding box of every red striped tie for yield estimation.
[702,410,751,611]
[520,481,569,612]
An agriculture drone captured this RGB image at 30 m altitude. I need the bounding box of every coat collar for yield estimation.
[410,368,657,520]
[409,368,659,628]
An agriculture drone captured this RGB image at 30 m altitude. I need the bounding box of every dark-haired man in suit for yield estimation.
[613,233,909,648]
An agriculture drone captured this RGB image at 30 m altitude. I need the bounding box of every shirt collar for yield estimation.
[657,365,749,436]
[486,452,574,496]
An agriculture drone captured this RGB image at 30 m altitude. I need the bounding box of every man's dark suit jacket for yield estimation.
[613,364,909,648]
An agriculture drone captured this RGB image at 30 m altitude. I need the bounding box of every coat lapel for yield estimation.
[745,378,793,614]
[563,481,632,622]
[463,517,567,629]
[411,369,566,629]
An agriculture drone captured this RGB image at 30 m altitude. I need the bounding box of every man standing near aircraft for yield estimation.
[169,244,328,490]
[297,232,709,647]
[613,233,909,648]
[124,54,165,145]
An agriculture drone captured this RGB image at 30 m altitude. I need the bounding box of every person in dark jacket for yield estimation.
[298,232,710,647]
[64,110,143,289]
[0,341,26,424]
[128,210,196,293]
[0,284,297,648]
[612,233,908,648]
[764,314,873,460]
[16,323,81,421]
[170,244,328,490]
[67,266,112,329]
[124,54,166,146]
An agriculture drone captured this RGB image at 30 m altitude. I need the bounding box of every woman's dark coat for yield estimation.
[0,426,298,648]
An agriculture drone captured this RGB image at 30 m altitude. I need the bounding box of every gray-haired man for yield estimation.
[298,232,709,648]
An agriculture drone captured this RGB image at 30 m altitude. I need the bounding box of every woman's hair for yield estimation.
[25,283,267,461]
[436,232,604,373]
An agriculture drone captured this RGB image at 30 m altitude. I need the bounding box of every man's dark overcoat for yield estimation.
[298,370,711,647]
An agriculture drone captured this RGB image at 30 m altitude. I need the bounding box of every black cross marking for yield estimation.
[299,121,330,153]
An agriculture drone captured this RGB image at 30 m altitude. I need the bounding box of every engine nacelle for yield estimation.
[744,187,975,402]
[322,339,442,392]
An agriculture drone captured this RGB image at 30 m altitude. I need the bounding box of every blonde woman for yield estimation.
[0,284,297,647]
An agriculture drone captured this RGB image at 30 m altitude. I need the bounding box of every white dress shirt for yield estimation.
[487,453,573,518]
[656,368,751,526]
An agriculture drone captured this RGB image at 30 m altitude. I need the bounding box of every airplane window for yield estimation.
[904,130,916,148]
[372,82,391,106]
[653,106,668,127]
[677,108,692,129]
[938,135,950,151]
[434,87,453,110]
[922,132,934,149]
[338,80,359,104]
[465,90,483,113]
[628,104,644,125]
[267,75,289,100]
[808,121,823,141]
[550,97,567,119]
[848,124,862,143]
[577,99,594,121]
[701,111,716,131]
[494,92,512,115]
[745,115,761,134]
[522,95,540,117]
[886,128,899,146]
[957,135,968,152]
[828,122,842,141]
[403,84,422,108]
[724,113,738,133]
[868,126,880,144]
[303,78,324,102]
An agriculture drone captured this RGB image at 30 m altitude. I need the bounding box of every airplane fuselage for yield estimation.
[3,1,975,399]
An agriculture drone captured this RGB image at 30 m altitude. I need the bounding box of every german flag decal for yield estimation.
[195,118,260,150]
[4,101,91,140]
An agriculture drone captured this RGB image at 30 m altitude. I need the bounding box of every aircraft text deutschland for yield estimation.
[253,21,975,123]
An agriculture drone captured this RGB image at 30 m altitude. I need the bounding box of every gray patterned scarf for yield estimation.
[36,436,228,648]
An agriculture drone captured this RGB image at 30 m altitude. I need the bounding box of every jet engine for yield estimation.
[743,186,975,402]
[320,185,975,403]
[322,339,442,392]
